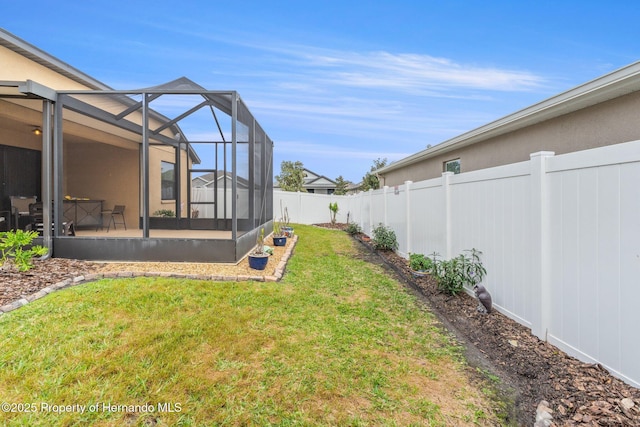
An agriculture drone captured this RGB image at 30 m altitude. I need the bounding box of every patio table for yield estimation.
[62,200,104,229]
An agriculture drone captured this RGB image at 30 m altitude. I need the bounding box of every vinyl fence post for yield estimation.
[383,185,389,227]
[442,172,453,259]
[357,192,365,231]
[368,189,373,235]
[405,181,413,256]
[530,151,555,341]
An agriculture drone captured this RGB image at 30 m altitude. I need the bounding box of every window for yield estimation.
[444,159,461,174]
[161,161,176,200]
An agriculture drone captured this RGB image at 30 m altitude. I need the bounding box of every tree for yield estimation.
[333,175,349,195]
[275,160,307,192]
[360,158,387,191]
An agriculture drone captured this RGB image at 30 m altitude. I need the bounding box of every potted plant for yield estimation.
[280,206,294,237]
[248,228,270,270]
[408,253,433,277]
[272,219,287,246]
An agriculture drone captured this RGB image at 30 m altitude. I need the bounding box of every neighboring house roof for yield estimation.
[303,168,336,189]
[192,171,249,188]
[273,167,337,191]
[305,177,335,189]
[376,61,640,175]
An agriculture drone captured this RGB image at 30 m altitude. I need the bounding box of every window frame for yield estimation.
[161,161,176,201]
[443,158,461,174]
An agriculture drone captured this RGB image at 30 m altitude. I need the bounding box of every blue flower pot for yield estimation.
[273,236,287,246]
[248,254,269,270]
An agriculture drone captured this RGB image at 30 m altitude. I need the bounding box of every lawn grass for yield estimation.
[0,225,504,426]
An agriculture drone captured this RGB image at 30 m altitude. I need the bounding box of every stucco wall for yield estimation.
[64,143,194,227]
[0,45,93,90]
[149,145,191,218]
[380,90,640,186]
[64,142,139,228]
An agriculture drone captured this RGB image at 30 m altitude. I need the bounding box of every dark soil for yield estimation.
[314,223,640,426]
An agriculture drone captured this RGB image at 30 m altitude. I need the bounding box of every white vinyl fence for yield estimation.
[274,140,640,388]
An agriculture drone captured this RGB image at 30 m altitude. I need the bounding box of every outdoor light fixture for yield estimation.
[32,127,42,135]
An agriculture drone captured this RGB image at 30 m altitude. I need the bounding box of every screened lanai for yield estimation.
[1,78,273,263]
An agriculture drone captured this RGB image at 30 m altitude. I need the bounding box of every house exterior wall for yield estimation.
[149,146,191,218]
[0,45,92,90]
[65,142,139,228]
[307,188,333,194]
[380,90,640,186]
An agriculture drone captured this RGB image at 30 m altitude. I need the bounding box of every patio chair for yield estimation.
[101,205,126,232]
[10,196,37,230]
[28,202,75,236]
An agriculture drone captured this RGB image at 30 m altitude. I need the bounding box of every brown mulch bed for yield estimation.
[317,223,640,426]
[0,258,103,307]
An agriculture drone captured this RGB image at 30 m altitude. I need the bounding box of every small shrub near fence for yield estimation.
[344,222,362,236]
[430,249,486,296]
[372,223,398,251]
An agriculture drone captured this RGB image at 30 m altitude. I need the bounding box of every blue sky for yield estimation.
[2,1,639,182]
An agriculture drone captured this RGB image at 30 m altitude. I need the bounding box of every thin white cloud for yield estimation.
[297,50,546,92]
[136,23,547,95]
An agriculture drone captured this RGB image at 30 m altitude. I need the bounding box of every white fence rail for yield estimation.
[274,140,640,388]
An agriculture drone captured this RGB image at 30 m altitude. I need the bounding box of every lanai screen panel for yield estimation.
[53,80,273,240]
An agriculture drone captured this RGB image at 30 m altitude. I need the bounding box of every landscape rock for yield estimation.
[534,400,553,427]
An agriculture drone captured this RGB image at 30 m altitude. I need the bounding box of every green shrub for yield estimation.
[329,202,339,224]
[432,255,465,295]
[344,222,362,236]
[462,248,487,288]
[430,249,486,296]
[152,209,175,217]
[372,223,398,251]
[0,230,48,272]
[409,253,433,272]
